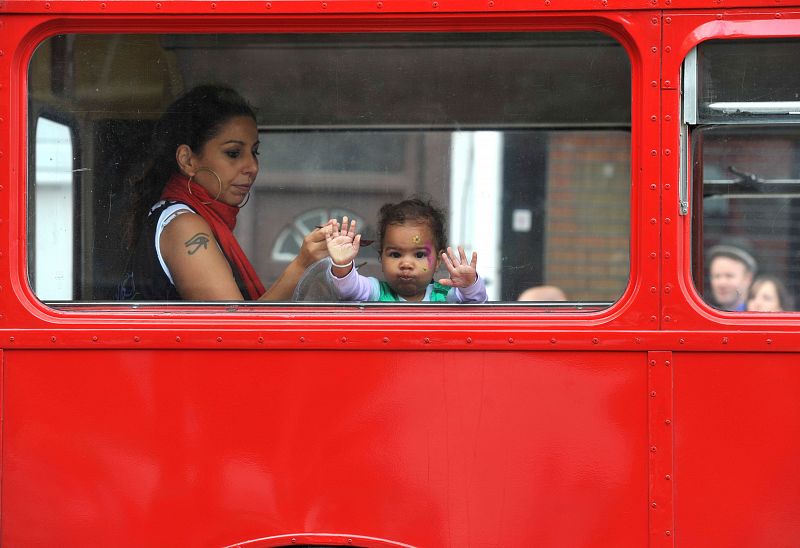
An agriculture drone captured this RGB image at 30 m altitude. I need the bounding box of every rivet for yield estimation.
[545,0,550,4]
[679,338,685,344]
[592,338,599,344]
[664,217,671,224]
[664,251,671,259]
[650,149,657,156]
[664,80,671,87]
[508,337,514,344]
[650,183,656,190]
[266,2,271,7]
[156,2,161,7]
[134,336,140,342]
[432,1,438,6]
[664,286,671,294]
[651,502,657,508]
[665,419,671,425]
[424,337,431,344]
[299,336,305,343]
[776,12,781,18]
[651,17,658,24]
[488,0,493,5]
[650,315,657,322]
[377,1,383,6]
[664,150,671,157]
[100,2,106,8]
[341,336,347,343]
[8,336,13,342]
[291,539,297,545]
[216,336,223,342]
[175,336,181,342]
[211,2,217,8]
[45,2,51,7]
[650,252,657,259]
[664,114,672,122]
[716,13,722,19]
[664,46,672,53]
[601,0,607,5]
[649,359,656,366]
[664,316,671,322]
[722,337,728,344]
[767,338,773,345]
[650,218,657,225]
[321,2,327,7]
[665,15,672,22]
[92,335,98,342]
[650,391,657,398]
[258,336,264,343]
[651,445,657,452]
[665,360,671,367]
[650,286,657,293]
[666,531,672,536]
[383,336,389,343]
[635,337,642,344]
[664,183,671,190]
[650,115,657,122]
[550,338,556,344]
[466,337,472,344]
[665,474,671,480]
[51,336,57,342]
[651,46,657,53]
[650,81,657,88]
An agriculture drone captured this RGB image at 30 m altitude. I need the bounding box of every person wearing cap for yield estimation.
[708,243,758,311]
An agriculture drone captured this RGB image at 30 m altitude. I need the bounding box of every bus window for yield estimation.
[688,39,800,313]
[27,31,630,306]
[31,117,74,300]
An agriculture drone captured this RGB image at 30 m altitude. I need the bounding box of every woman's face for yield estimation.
[747,280,783,312]
[191,115,259,207]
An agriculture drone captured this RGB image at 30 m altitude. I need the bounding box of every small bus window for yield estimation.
[28,31,631,306]
[689,39,800,312]
[32,117,74,300]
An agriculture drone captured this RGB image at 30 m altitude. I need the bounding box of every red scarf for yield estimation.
[160,172,265,300]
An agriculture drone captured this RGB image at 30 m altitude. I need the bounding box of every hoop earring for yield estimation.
[187,167,223,205]
[237,191,251,208]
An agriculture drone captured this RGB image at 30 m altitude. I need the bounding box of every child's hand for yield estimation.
[439,246,478,288]
[326,216,361,276]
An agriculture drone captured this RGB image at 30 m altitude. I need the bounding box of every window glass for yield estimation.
[690,39,800,312]
[28,31,631,305]
[32,117,74,300]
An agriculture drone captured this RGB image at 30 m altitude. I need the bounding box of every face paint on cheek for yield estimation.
[424,243,436,272]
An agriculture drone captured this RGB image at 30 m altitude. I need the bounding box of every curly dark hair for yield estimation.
[123,85,257,246]
[378,197,447,253]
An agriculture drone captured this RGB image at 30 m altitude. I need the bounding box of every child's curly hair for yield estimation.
[378,197,447,253]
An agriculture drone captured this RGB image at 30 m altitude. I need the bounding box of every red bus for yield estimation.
[3,0,800,546]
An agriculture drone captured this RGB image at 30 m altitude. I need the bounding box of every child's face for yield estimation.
[381,221,441,302]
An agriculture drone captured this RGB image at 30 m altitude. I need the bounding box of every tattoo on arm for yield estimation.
[185,232,211,255]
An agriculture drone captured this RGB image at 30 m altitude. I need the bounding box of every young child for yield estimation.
[325,198,487,303]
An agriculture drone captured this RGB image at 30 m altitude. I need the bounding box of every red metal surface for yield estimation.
[4,350,648,546]
[0,2,798,547]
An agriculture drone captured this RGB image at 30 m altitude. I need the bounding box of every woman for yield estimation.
[119,85,330,300]
[746,275,794,312]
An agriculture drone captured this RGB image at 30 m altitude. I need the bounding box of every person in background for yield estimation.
[707,242,758,311]
[746,275,794,312]
[118,85,331,300]
[518,285,567,302]
[324,198,487,303]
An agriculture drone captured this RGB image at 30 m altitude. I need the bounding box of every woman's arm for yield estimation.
[160,212,245,300]
[259,222,333,301]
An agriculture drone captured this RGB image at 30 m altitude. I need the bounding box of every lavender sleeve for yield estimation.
[446,273,488,303]
[326,264,380,301]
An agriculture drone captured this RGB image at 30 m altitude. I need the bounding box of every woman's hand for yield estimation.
[439,245,478,288]
[296,219,334,269]
[326,217,361,277]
